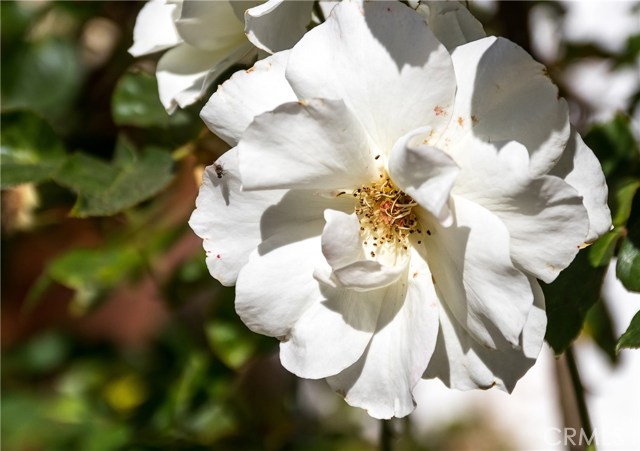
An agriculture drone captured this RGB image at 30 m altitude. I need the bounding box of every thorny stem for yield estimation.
[565,345,597,451]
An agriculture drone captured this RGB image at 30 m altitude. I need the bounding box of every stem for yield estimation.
[380,419,393,451]
[565,345,597,451]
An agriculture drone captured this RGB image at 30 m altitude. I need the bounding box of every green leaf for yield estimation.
[616,189,640,292]
[0,111,67,188]
[543,249,608,354]
[112,72,172,128]
[111,71,195,130]
[588,228,623,267]
[611,178,640,227]
[54,137,174,217]
[617,310,640,352]
[1,37,83,120]
[584,300,618,364]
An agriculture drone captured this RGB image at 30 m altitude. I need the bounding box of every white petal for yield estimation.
[424,276,546,392]
[286,0,456,151]
[452,139,589,283]
[129,0,182,57]
[416,0,486,51]
[234,190,353,336]
[279,286,383,379]
[261,190,354,244]
[236,234,324,338]
[549,126,611,243]
[419,195,533,349]
[238,98,376,191]
[445,36,570,177]
[320,210,407,291]
[157,41,254,112]
[200,51,297,146]
[327,252,440,419]
[388,127,459,225]
[175,0,245,51]
[333,262,407,292]
[245,0,314,53]
[321,210,362,269]
[188,148,286,286]
[237,229,381,379]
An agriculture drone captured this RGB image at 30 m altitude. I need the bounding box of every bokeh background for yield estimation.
[2,1,639,450]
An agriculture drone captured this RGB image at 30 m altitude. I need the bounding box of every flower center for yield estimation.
[354,173,421,258]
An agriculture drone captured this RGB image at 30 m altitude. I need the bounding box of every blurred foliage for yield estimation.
[0,111,68,188]
[1,1,639,450]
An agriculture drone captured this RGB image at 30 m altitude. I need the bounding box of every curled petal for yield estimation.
[452,138,589,283]
[200,51,297,146]
[319,210,407,291]
[129,0,182,57]
[419,195,533,349]
[549,127,611,243]
[327,252,440,419]
[188,148,286,286]
[245,0,314,53]
[388,127,459,226]
[416,0,486,51]
[424,276,546,391]
[238,98,375,191]
[175,0,245,51]
[286,0,456,151]
[445,36,570,177]
[157,41,254,112]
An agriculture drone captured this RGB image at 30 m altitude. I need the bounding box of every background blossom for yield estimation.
[129,0,314,112]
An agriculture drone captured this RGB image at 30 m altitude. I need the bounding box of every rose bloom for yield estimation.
[190,0,610,418]
[128,0,315,112]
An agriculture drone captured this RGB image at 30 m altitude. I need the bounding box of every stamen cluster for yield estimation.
[354,174,421,256]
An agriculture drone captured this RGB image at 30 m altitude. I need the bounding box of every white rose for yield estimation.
[191,0,610,419]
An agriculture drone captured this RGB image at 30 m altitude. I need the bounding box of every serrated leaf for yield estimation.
[588,228,623,267]
[54,137,174,217]
[0,111,67,188]
[617,310,640,351]
[543,249,608,354]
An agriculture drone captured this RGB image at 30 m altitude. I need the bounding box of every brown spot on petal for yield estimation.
[413,272,419,279]
[245,66,255,74]
[457,116,464,127]
[434,105,445,116]
[216,254,221,259]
